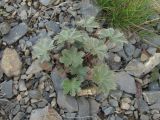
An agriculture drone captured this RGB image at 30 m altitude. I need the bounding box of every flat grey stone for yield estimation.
[89,99,100,116]
[45,21,60,34]
[3,23,28,45]
[12,104,21,115]
[39,0,50,6]
[115,72,136,94]
[138,98,149,113]
[110,90,123,101]
[0,22,10,35]
[124,43,135,57]
[77,97,90,118]
[150,102,160,110]
[19,80,27,91]
[57,91,78,112]
[140,114,149,120]
[103,106,115,116]
[13,112,25,120]
[148,81,160,91]
[143,91,160,104]
[1,80,13,98]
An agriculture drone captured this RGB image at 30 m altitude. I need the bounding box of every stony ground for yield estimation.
[0,0,160,120]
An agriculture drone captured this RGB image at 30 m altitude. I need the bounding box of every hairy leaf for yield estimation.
[93,64,116,93]
[62,78,81,96]
[70,66,87,80]
[97,28,127,45]
[60,47,85,68]
[76,17,99,31]
[84,37,107,60]
[54,28,83,44]
[32,36,54,63]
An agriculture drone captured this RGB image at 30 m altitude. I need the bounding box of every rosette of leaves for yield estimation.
[32,36,54,63]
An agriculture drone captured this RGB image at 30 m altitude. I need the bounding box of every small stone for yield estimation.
[149,81,160,91]
[0,22,10,35]
[19,80,27,91]
[147,47,157,55]
[13,112,25,120]
[1,80,13,98]
[121,98,131,110]
[12,104,21,115]
[45,21,60,34]
[89,99,100,116]
[26,106,32,113]
[37,100,48,108]
[133,48,141,58]
[153,114,160,120]
[125,59,144,77]
[28,90,42,100]
[26,60,42,75]
[141,53,149,62]
[124,43,135,57]
[109,99,119,107]
[149,102,160,110]
[143,91,160,104]
[51,98,56,107]
[1,48,22,77]
[110,90,123,101]
[39,0,50,6]
[140,114,149,120]
[3,23,28,45]
[115,72,136,94]
[0,65,3,79]
[103,107,115,116]
[113,54,121,62]
[19,10,27,20]
[138,98,149,113]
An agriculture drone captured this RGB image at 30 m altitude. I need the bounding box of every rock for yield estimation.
[13,112,25,120]
[103,106,115,116]
[37,100,48,108]
[137,98,149,113]
[0,22,10,35]
[1,80,13,98]
[141,53,149,62]
[133,48,141,58]
[19,80,27,91]
[143,91,160,104]
[12,104,21,115]
[0,65,3,79]
[109,99,118,107]
[77,97,90,117]
[153,114,160,120]
[124,43,135,57]
[147,47,157,55]
[80,0,100,17]
[45,21,60,34]
[149,102,160,110]
[30,106,62,120]
[57,91,78,112]
[125,59,144,77]
[115,72,136,94]
[26,60,42,75]
[95,93,109,102]
[140,114,150,120]
[26,106,32,113]
[120,98,131,110]
[19,10,27,20]
[28,90,42,100]
[3,23,28,45]
[39,0,51,6]
[110,90,123,101]
[89,99,100,116]
[148,82,160,91]
[117,49,132,62]
[1,48,22,77]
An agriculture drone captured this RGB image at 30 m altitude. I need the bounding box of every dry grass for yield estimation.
[151,0,160,13]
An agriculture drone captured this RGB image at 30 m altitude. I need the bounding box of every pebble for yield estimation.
[28,90,42,100]
[153,114,160,120]
[37,100,48,108]
[19,80,27,91]
[141,53,149,62]
[19,10,27,20]
[140,114,150,120]
[124,43,135,57]
[120,98,131,110]
[0,22,10,35]
[39,0,51,6]
[51,98,56,107]
[109,99,119,107]
[143,91,160,104]
[110,90,123,101]
[103,106,115,116]
[45,21,61,34]
[1,80,13,98]
[133,48,141,58]
[13,112,25,120]
[148,81,160,91]
[12,104,21,115]
[147,47,157,55]
[115,72,136,94]
[26,106,32,113]
[1,48,22,77]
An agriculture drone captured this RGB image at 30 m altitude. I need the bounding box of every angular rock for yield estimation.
[148,82,160,91]
[103,107,115,116]
[3,23,28,45]
[125,59,144,77]
[89,99,100,116]
[124,43,135,57]
[77,97,90,118]
[28,90,42,100]
[149,102,160,110]
[110,90,123,101]
[143,91,160,104]
[12,104,21,115]
[57,91,78,112]
[1,48,22,77]
[26,60,42,75]
[39,0,50,6]
[19,80,27,91]
[115,72,136,94]
[13,112,25,120]
[138,98,149,113]
[45,21,60,34]
[30,106,62,120]
[0,22,10,35]
[1,80,13,98]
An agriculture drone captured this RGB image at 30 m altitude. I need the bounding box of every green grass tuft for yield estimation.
[96,0,154,29]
